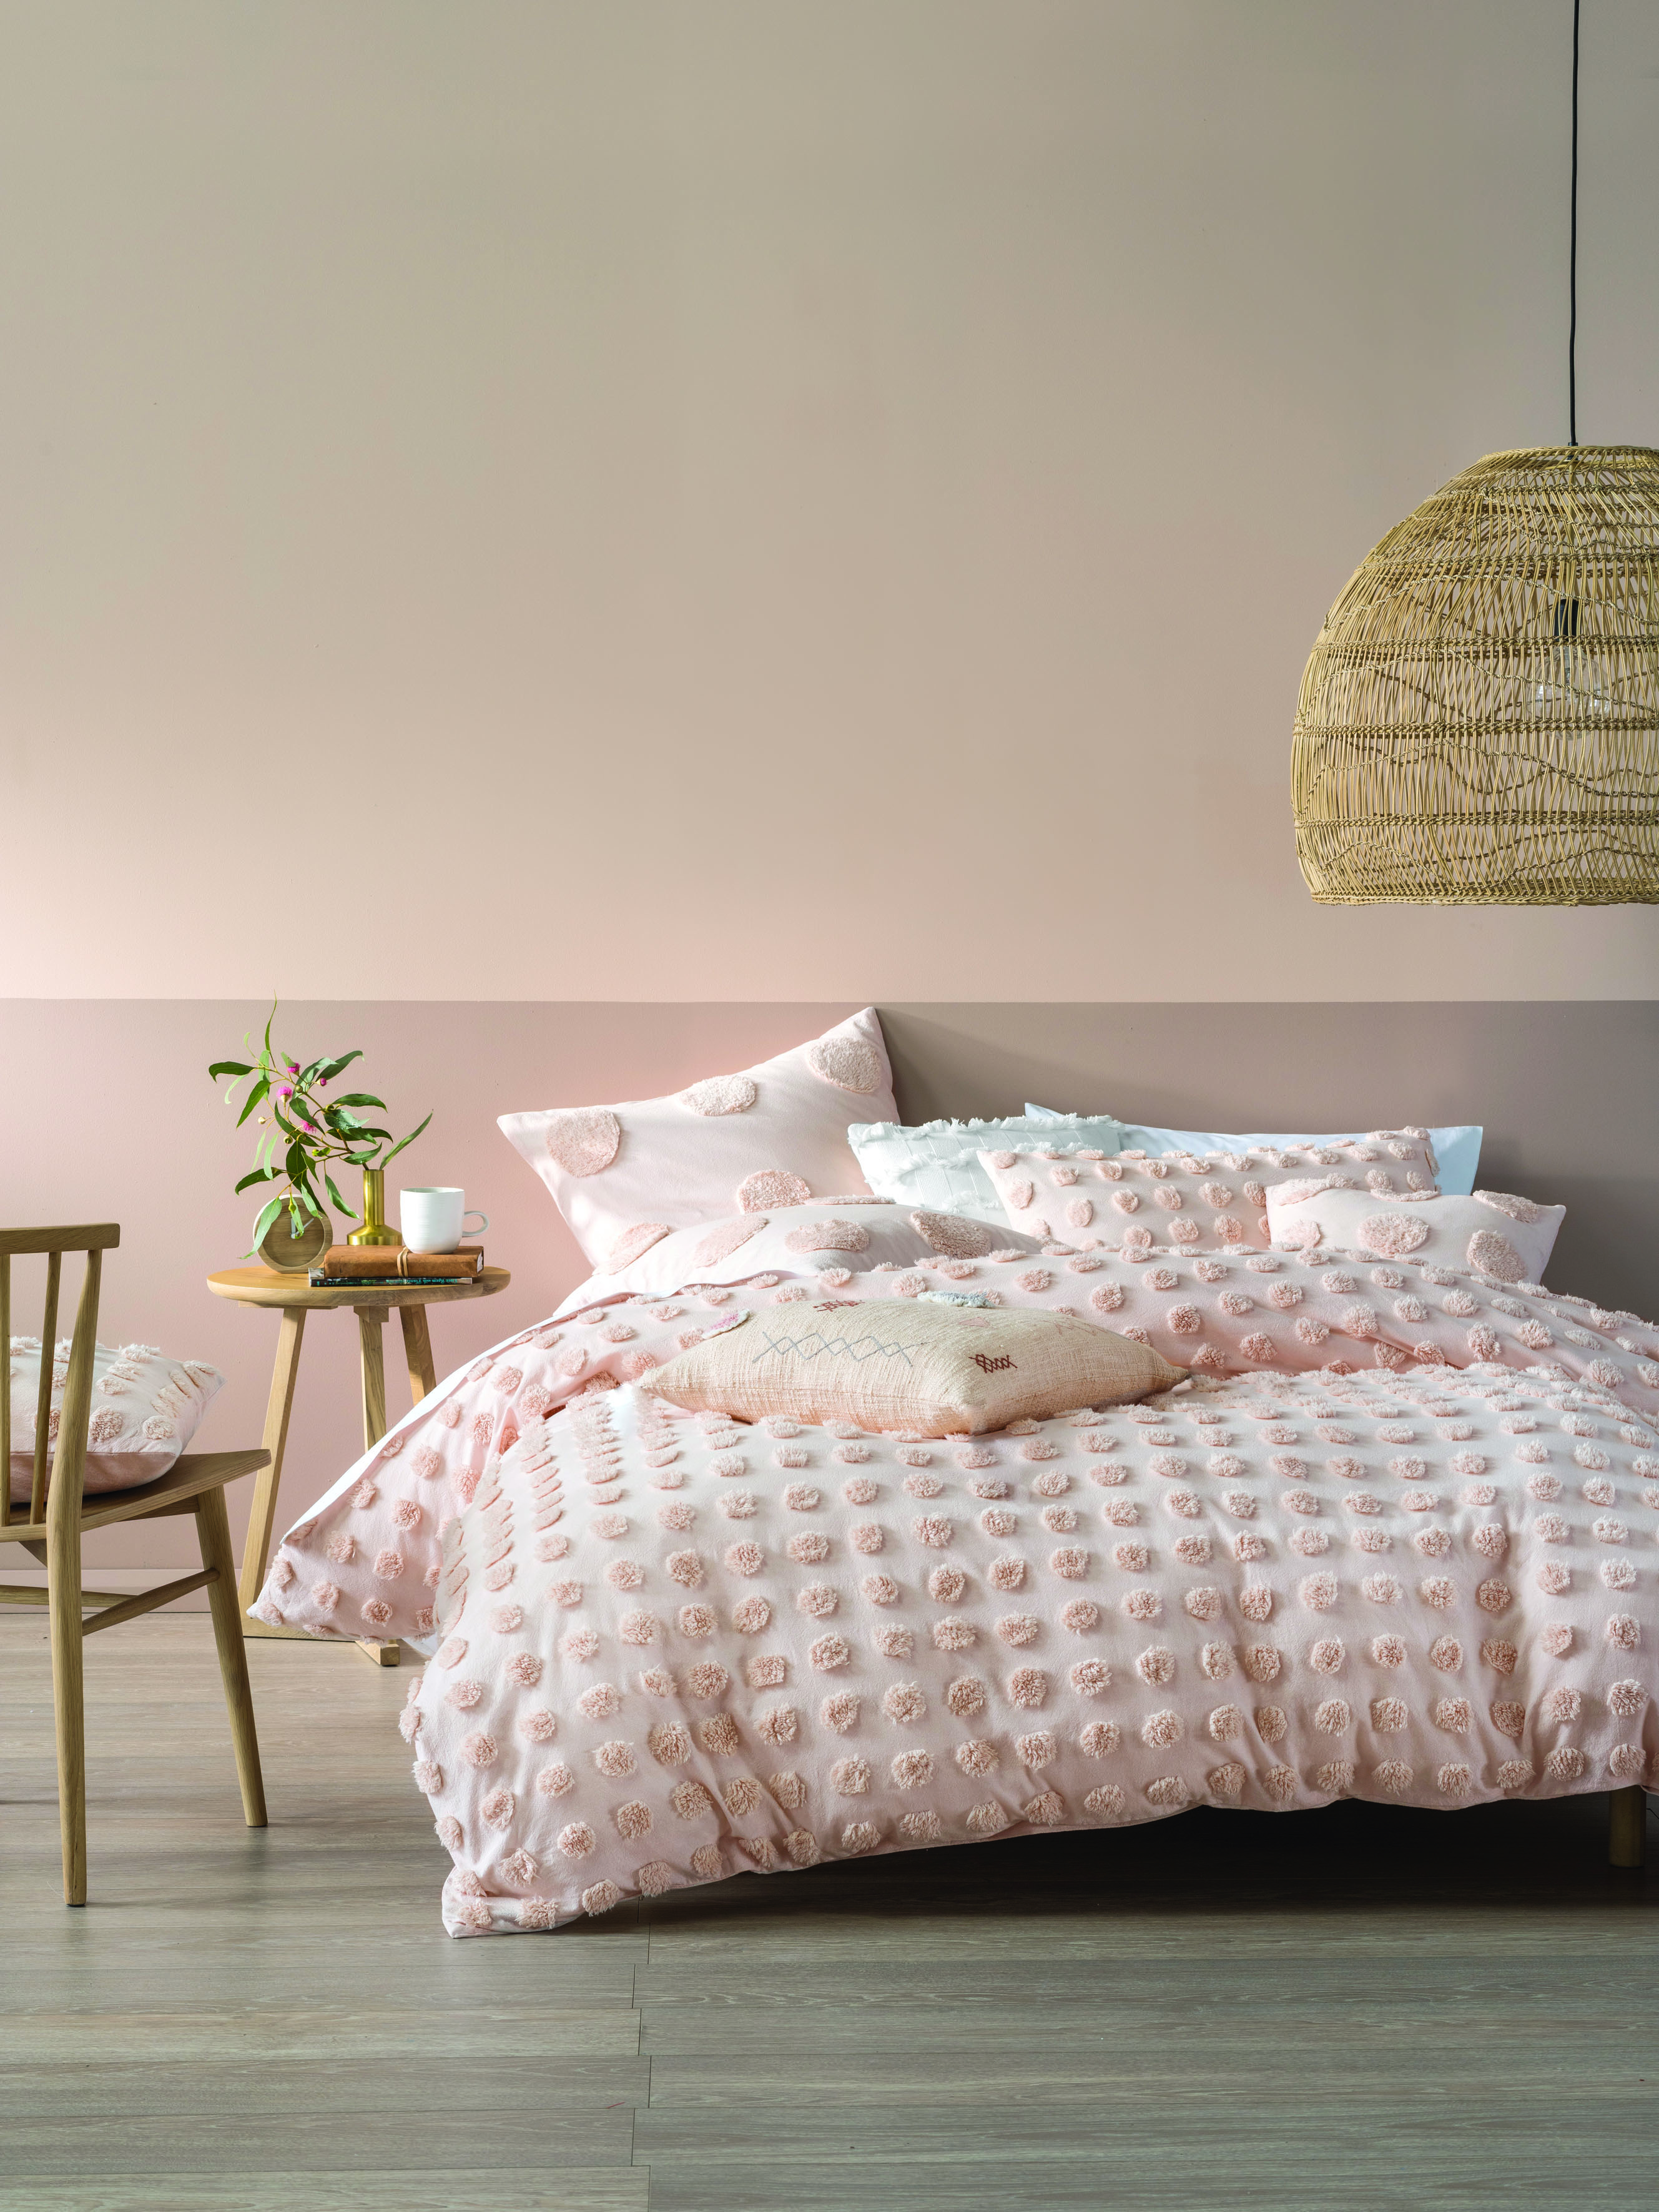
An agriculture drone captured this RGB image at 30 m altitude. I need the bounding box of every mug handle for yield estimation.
[463,1211,490,1240]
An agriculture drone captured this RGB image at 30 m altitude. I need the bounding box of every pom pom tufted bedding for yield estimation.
[252,1216,1659,1935]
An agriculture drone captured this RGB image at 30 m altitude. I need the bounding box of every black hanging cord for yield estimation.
[1569,0,1580,446]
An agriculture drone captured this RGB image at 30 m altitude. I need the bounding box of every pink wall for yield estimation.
[2,1,1658,1004]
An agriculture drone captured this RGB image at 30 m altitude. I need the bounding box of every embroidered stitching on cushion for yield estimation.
[751,1327,916,1369]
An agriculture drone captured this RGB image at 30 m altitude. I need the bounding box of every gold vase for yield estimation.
[348,1166,403,1247]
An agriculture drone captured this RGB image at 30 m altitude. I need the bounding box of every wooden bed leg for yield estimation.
[1609,1786,1647,1868]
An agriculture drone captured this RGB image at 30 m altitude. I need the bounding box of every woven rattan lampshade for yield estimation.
[1292,445,1659,904]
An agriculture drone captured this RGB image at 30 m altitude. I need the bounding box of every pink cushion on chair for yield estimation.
[7,1337,224,1500]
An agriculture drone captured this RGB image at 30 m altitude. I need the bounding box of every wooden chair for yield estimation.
[1,1224,268,1904]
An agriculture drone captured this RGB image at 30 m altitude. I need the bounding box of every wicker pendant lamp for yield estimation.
[1292,4,1659,906]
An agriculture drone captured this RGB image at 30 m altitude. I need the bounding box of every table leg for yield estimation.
[357,1307,389,1453]
[350,1306,401,1668]
[237,1307,306,1616]
[399,1303,439,1407]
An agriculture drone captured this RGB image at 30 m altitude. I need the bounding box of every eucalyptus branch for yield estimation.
[210,998,431,1254]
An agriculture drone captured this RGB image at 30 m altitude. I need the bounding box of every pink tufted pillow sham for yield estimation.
[7,1336,224,1500]
[978,1138,1439,1254]
[499,1010,898,1269]
[1267,1182,1563,1285]
[554,1201,1045,1307]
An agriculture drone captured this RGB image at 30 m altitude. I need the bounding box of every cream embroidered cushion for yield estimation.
[640,1297,1186,1435]
[1266,1182,1564,1285]
[6,1337,225,1501]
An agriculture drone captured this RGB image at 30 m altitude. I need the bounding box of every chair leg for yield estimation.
[1609,1785,1647,1868]
[46,1508,87,1905]
[195,1487,268,1828]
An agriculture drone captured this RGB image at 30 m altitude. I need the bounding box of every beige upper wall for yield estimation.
[2,0,1658,1000]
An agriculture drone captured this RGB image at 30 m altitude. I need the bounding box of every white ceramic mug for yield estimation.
[399,1187,488,1254]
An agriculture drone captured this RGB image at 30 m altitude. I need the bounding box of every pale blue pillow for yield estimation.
[1025,1104,1482,1197]
[849,1113,1126,1223]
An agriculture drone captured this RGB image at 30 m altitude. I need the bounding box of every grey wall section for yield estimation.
[1,997,1652,1564]
[882,1002,1659,1317]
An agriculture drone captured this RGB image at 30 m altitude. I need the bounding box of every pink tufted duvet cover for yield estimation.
[251,1237,1659,1934]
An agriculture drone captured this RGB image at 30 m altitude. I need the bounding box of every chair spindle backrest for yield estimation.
[0,1227,121,1531]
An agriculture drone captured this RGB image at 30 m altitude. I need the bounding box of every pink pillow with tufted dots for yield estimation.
[499,1010,898,1268]
[1266,1183,1563,1285]
[978,1138,1439,1255]
[7,1337,224,1500]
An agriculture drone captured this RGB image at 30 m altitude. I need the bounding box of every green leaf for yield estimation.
[234,1166,280,1194]
[208,1059,253,1081]
[251,1194,286,1247]
[314,1051,364,1083]
[328,1092,385,1109]
[382,1110,433,1166]
[333,1109,393,1147]
[235,1074,271,1128]
[324,1170,356,1221]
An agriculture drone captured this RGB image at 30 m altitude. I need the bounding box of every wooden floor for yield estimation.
[1,1618,1655,2212]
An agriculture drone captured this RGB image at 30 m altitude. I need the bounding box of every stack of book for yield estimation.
[308,1246,486,1287]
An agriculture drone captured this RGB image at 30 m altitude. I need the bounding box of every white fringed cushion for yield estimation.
[6,1337,224,1501]
[641,1299,1185,1435]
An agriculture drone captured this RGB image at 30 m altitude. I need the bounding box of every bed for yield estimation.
[248,1011,1659,1934]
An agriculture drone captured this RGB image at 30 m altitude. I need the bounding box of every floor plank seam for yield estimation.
[635,2055,651,2211]
[637,1935,652,2211]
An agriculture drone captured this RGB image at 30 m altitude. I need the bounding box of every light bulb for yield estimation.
[1531,593,1612,718]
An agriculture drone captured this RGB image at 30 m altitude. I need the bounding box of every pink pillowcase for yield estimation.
[554,1201,1043,1305]
[1267,1183,1564,1285]
[498,1010,898,1269]
[978,1137,1439,1254]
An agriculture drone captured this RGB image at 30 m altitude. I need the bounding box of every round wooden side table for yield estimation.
[207,1265,511,1664]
